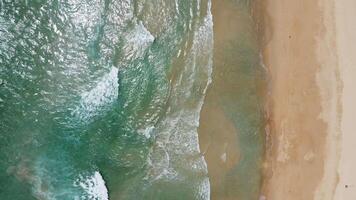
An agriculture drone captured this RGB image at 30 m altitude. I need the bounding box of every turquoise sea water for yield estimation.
[0,0,265,199]
[0,0,212,199]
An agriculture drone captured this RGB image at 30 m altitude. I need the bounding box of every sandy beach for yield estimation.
[260,0,331,199]
[198,0,356,199]
[333,0,356,199]
[261,0,356,199]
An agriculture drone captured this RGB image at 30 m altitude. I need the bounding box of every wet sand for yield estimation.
[260,0,330,198]
[260,0,351,199]
[199,0,356,199]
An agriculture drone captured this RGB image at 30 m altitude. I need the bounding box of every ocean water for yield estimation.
[0,0,212,199]
[0,0,266,200]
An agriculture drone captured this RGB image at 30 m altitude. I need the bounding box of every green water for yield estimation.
[0,0,265,199]
[199,0,267,199]
[217,4,266,199]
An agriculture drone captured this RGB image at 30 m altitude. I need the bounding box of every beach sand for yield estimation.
[198,0,356,199]
[333,0,356,199]
[260,0,331,198]
[261,0,356,199]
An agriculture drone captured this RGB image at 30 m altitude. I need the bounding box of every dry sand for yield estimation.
[261,0,356,199]
[333,0,356,199]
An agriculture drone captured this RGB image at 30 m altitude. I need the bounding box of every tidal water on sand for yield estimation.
[198,0,267,199]
[0,0,213,199]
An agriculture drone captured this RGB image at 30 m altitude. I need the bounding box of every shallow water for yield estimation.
[198,0,266,199]
[0,0,265,199]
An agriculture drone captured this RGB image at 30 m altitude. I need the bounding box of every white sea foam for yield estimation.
[175,0,180,14]
[138,125,155,139]
[146,0,213,199]
[67,0,104,28]
[123,21,154,60]
[66,0,133,30]
[198,178,211,200]
[76,171,109,200]
[73,67,118,122]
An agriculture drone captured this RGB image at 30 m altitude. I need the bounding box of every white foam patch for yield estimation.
[73,67,118,121]
[198,178,211,200]
[77,171,109,200]
[67,0,103,28]
[145,1,213,199]
[123,21,154,60]
[138,125,155,139]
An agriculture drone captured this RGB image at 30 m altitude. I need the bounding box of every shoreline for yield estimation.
[198,0,356,199]
[198,0,267,199]
[260,0,342,199]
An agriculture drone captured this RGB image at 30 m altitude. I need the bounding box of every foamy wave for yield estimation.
[145,0,213,199]
[75,171,109,200]
[66,0,104,29]
[123,21,154,60]
[72,67,118,122]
